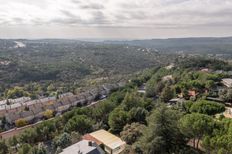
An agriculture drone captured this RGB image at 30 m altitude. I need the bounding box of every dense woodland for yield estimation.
[0,39,176,99]
[107,37,232,55]
[1,56,232,153]
[1,39,232,153]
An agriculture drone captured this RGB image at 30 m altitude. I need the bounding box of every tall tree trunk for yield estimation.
[196,138,200,149]
[193,138,196,148]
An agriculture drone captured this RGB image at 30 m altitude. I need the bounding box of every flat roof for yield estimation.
[222,78,232,81]
[60,140,100,154]
[90,129,126,149]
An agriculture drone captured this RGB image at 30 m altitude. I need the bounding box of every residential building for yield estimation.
[84,129,126,154]
[222,78,232,88]
[60,140,105,154]
[188,90,198,97]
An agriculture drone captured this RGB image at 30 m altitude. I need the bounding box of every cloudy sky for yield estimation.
[0,0,232,39]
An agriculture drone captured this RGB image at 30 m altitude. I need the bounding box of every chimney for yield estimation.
[88,141,93,146]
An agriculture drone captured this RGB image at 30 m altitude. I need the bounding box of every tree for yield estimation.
[18,144,32,154]
[93,100,116,123]
[0,140,8,154]
[120,123,145,145]
[19,128,38,144]
[15,118,28,127]
[201,118,232,153]
[8,136,18,149]
[70,131,81,144]
[43,109,54,119]
[64,115,93,134]
[122,92,144,111]
[226,88,232,102]
[6,86,29,99]
[145,79,157,97]
[53,132,72,149]
[179,113,215,149]
[160,85,175,102]
[219,88,232,102]
[129,107,148,124]
[190,100,225,115]
[31,143,47,154]
[137,105,186,153]
[205,80,215,90]
[108,107,130,133]
[47,84,55,92]
[35,121,56,141]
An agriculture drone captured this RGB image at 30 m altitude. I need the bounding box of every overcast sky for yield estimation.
[0,0,232,39]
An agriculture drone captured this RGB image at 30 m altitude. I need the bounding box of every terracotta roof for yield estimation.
[82,134,103,145]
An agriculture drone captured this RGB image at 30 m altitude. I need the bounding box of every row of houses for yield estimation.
[0,83,125,127]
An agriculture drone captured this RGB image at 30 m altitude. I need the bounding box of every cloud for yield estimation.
[0,0,232,38]
[0,0,231,28]
[80,3,104,10]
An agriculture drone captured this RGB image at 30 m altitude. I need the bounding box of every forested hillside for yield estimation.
[0,39,176,99]
[106,37,232,55]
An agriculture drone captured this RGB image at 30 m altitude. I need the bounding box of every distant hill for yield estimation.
[0,39,174,85]
[105,37,232,54]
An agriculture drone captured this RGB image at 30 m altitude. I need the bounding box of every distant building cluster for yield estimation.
[0,83,125,128]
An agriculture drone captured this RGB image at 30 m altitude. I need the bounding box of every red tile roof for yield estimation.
[82,134,103,145]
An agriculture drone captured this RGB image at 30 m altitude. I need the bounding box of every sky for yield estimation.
[0,0,232,39]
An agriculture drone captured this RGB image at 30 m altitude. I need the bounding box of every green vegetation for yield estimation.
[0,39,173,99]
[189,100,225,115]
[2,49,232,154]
[135,105,186,154]
[179,113,215,149]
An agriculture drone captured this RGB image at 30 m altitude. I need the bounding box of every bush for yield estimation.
[64,115,93,134]
[190,100,225,115]
[15,118,28,127]
[43,109,54,119]
[53,132,72,149]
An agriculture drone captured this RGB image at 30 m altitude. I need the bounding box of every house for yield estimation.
[84,129,126,154]
[165,63,174,70]
[31,107,44,120]
[70,95,83,107]
[222,78,232,88]
[5,112,21,125]
[20,111,35,123]
[75,94,88,106]
[55,101,71,113]
[102,85,112,95]
[117,82,126,88]
[82,92,95,104]
[98,87,108,97]
[69,96,80,107]
[89,88,100,100]
[168,98,183,104]
[59,98,72,111]
[60,140,105,154]
[200,68,210,72]
[162,75,173,82]
[188,90,198,97]
[59,92,74,98]
[138,83,146,93]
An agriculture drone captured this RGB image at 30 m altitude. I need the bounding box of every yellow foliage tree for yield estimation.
[43,109,54,119]
[15,118,28,127]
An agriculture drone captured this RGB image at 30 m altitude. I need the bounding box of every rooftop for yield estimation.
[90,129,126,149]
[60,140,103,154]
[82,134,103,145]
[222,78,232,83]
